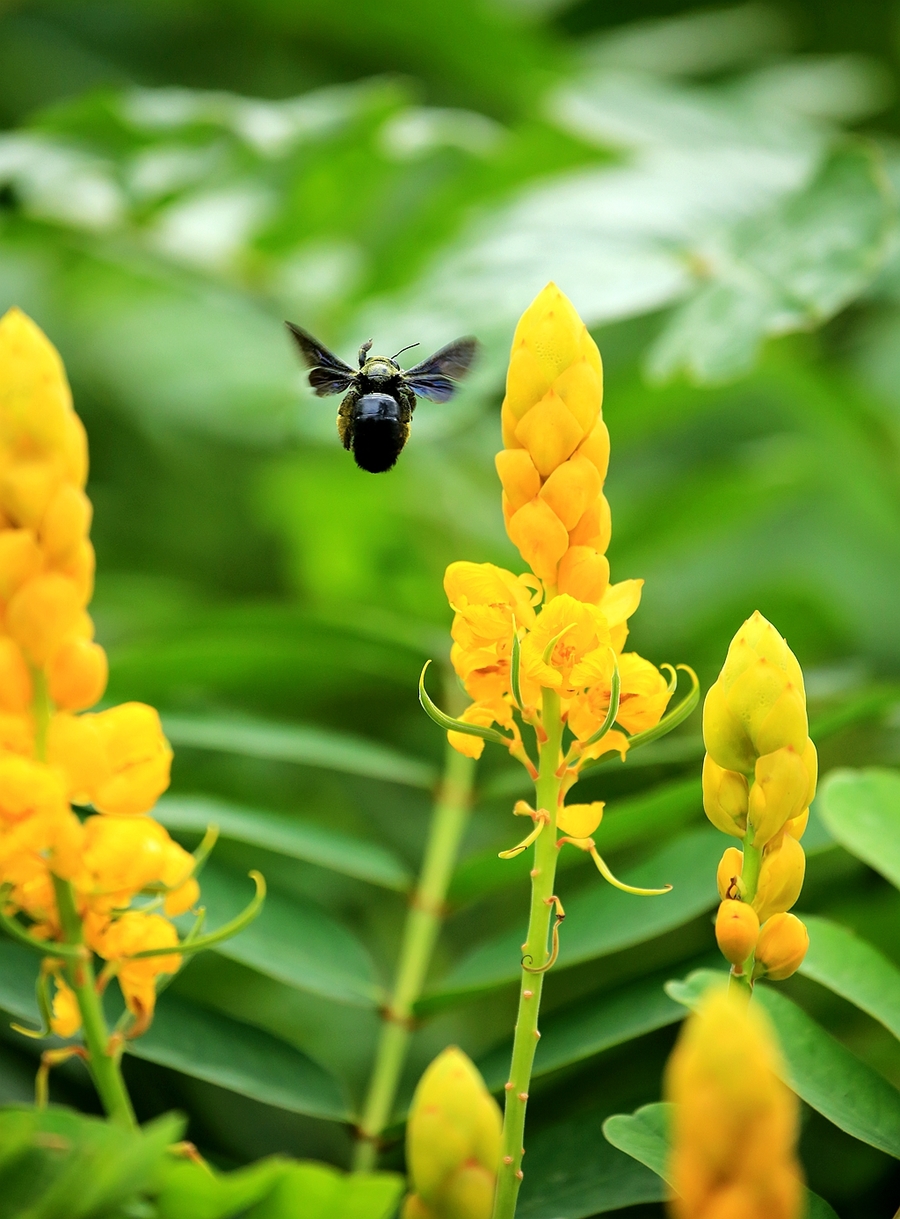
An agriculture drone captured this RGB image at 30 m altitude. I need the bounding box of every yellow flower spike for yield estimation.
[498,810,550,859]
[665,987,803,1219]
[754,912,810,981]
[404,1046,502,1219]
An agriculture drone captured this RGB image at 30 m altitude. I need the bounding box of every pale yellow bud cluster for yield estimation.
[666,988,803,1219]
[703,613,813,982]
[403,1047,502,1219]
[496,283,610,600]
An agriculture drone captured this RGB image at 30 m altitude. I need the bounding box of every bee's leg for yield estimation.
[398,419,410,455]
[399,385,417,418]
[337,394,355,451]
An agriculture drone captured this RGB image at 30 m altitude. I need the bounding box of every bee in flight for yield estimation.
[286,323,479,473]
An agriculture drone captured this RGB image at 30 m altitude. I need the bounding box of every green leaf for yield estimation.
[0,1105,182,1219]
[431,828,721,1002]
[800,915,900,1040]
[156,795,411,892]
[515,1105,666,1219]
[666,968,900,1159]
[602,1103,839,1219]
[817,768,900,889]
[649,144,895,383]
[0,940,348,1122]
[479,965,692,1090]
[190,863,382,1008]
[162,714,436,789]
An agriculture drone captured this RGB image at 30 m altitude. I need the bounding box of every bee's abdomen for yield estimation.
[352,393,406,473]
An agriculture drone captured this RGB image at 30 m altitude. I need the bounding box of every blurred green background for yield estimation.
[2,0,900,1216]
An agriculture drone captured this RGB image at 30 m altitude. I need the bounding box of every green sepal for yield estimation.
[510,619,525,711]
[11,967,55,1040]
[123,871,265,960]
[418,661,514,747]
[0,889,81,960]
[579,652,621,749]
[579,665,700,774]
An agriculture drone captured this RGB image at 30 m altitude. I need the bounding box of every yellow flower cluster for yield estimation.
[665,987,803,1219]
[703,613,813,982]
[444,284,672,764]
[0,308,192,1036]
[403,1047,502,1219]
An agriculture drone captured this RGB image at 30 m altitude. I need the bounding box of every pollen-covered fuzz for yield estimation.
[665,987,803,1219]
[0,308,191,1037]
[402,1047,502,1219]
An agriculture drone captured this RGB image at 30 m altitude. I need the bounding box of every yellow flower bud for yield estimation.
[747,746,809,848]
[405,1047,502,1219]
[784,809,808,840]
[494,449,540,514]
[557,801,604,838]
[46,638,108,712]
[716,846,744,901]
[507,497,569,583]
[0,754,68,825]
[556,545,609,604]
[568,495,611,553]
[753,835,806,923]
[755,913,809,981]
[665,988,802,1219]
[800,738,817,808]
[514,388,584,478]
[39,484,92,562]
[574,420,610,482]
[0,459,64,528]
[0,637,32,713]
[91,703,173,815]
[50,977,82,1038]
[715,898,759,967]
[47,712,108,804]
[538,454,602,530]
[0,528,42,602]
[702,754,748,838]
[97,911,180,1027]
[6,572,83,666]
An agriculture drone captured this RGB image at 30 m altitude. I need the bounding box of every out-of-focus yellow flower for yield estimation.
[665,987,803,1219]
[96,911,181,1028]
[90,703,173,816]
[46,637,108,711]
[50,976,82,1038]
[715,898,759,967]
[755,913,809,980]
[403,1046,502,1219]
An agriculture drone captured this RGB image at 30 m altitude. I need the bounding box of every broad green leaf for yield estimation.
[479,966,690,1090]
[156,795,411,892]
[515,1104,665,1219]
[162,714,436,788]
[800,915,900,1040]
[0,940,348,1122]
[189,863,382,1008]
[602,1103,839,1218]
[818,768,900,889]
[155,1156,404,1219]
[649,144,894,382]
[0,1106,182,1219]
[666,968,900,1159]
[431,828,721,1001]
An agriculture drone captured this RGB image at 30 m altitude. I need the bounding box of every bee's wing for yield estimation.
[285,322,356,397]
[404,336,479,403]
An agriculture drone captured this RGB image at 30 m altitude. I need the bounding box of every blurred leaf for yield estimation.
[155,1155,403,1219]
[162,714,436,788]
[479,964,696,1090]
[649,144,895,382]
[515,1104,666,1219]
[431,828,721,1002]
[800,915,900,1040]
[0,1105,182,1219]
[668,969,900,1159]
[191,863,382,1007]
[157,795,411,891]
[818,768,900,889]
[0,938,348,1122]
[602,1102,839,1219]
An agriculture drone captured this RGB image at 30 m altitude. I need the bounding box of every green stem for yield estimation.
[730,838,763,998]
[352,739,476,1171]
[492,687,563,1219]
[31,669,51,764]
[52,876,137,1129]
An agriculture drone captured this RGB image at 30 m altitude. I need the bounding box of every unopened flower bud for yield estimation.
[715,898,759,967]
[91,703,173,815]
[747,745,809,848]
[753,835,806,923]
[0,528,42,602]
[6,572,82,665]
[557,801,604,838]
[716,846,744,901]
[556,545,609,604]
[702,754,748,838]
[50,977,81,1038]
[0,637,32,713]
[405,1046,502,1219]
[39,484,92,562]
[755,913,809,981]
[47,637,108,711]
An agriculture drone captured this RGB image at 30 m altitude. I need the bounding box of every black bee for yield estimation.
[286,323,479,473]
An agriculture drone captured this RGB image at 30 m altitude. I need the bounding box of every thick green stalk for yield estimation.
[730,837,763,997]
[52,876,137,1128]
[353,739,476,1171]
[492,687,563,1219]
